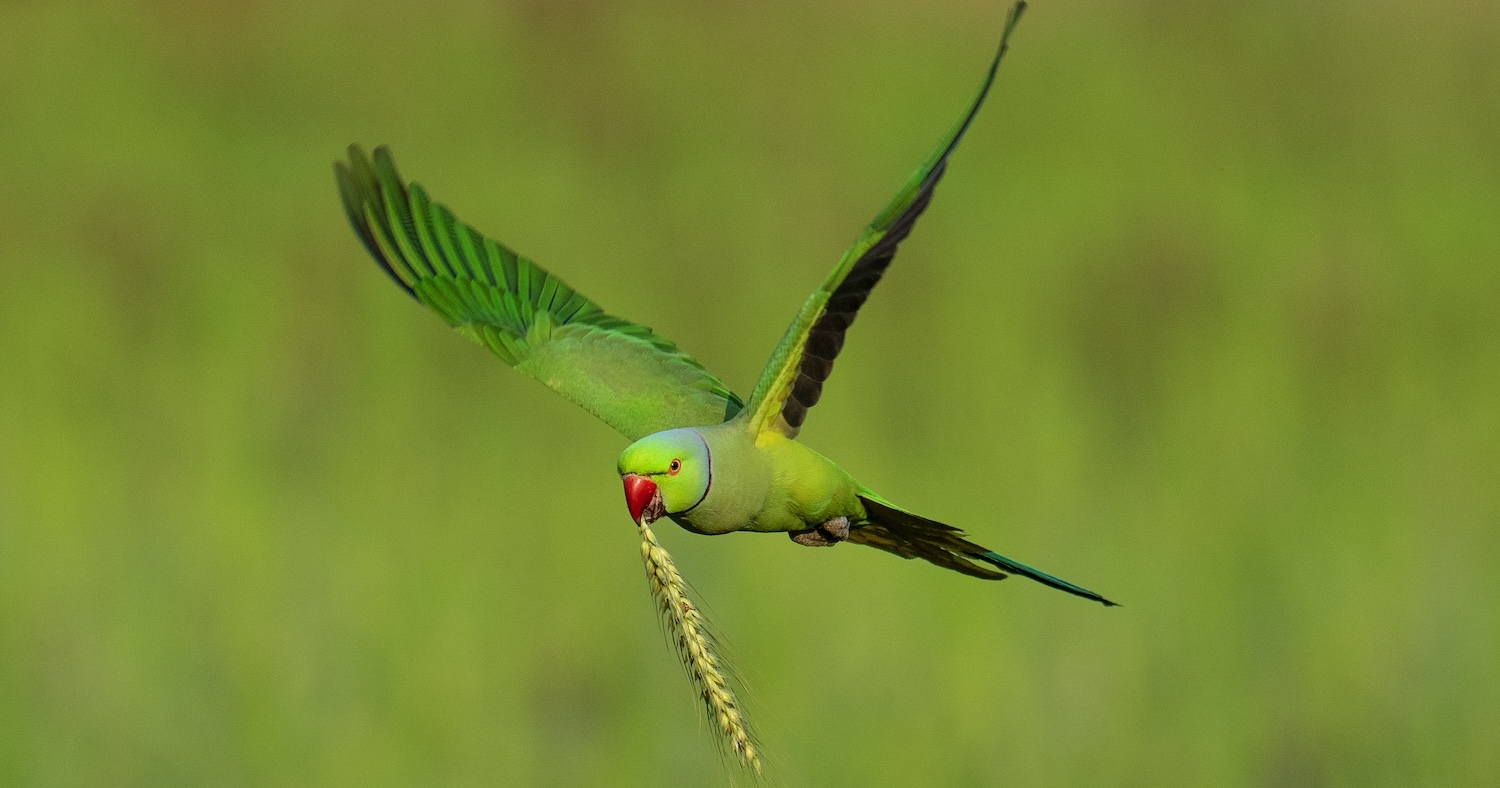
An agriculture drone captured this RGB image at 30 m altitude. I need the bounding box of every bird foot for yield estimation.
[789,516,850,547]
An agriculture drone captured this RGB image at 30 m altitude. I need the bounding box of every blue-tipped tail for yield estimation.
[851,493,1118,607]
[974,551,1118,607]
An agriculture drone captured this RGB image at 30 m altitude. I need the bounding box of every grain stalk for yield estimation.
[637,521,762,775]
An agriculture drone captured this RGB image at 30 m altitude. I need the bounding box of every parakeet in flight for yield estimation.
[335,1,1114,606]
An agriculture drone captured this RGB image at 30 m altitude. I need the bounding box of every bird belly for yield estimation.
[668,427,862,535]
[668,425,774,535]
[742,438,863,533]
[671,480,765,536]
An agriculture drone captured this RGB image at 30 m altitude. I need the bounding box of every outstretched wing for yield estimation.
[741,2,1026,439]
[337,145,743,441]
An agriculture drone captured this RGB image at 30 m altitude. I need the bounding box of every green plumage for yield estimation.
[337,1,1115,607]
[336,148,741,441]
[743,2,1024,440]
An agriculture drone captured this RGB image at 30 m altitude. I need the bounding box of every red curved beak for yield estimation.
[622,473,661,524]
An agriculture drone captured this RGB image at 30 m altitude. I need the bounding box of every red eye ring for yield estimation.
[668,458,681,475]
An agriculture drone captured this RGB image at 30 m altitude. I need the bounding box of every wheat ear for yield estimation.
[637,522,761,775]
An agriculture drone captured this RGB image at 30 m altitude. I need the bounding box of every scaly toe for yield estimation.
[790,528,836,547]
[820,516,850,542]
[790,516,852,547]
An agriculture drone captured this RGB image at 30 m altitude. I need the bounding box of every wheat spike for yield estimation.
[637,522,762,775]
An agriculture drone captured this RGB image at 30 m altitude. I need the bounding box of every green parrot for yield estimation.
[336,1,1114,606]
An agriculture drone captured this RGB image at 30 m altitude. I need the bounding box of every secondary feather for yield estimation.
[336,145,743,441]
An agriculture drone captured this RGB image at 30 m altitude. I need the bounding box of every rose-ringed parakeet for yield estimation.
[336,1,1114,607]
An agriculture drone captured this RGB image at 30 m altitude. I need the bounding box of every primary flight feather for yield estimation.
[336,1,1114,606]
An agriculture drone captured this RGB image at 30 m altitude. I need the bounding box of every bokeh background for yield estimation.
[2,0,1497,785]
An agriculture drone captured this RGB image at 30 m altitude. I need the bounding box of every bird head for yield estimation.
[617,428,712,525]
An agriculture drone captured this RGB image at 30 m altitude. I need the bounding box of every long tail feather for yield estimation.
[853,495,1117,606]
[971,550,1117,607]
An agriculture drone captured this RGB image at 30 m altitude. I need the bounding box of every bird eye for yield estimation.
[668,458,681,475]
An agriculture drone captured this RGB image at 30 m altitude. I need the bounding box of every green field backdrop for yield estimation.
[2,0,1497,785]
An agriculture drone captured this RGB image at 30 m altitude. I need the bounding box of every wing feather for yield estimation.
[337,145,743,440]
[743,2,1026,438]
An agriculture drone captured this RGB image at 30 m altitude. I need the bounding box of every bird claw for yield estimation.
[789,516,850,547]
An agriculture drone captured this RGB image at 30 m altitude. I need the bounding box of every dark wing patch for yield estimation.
[780,168,944,431]
[734,2,1029,439]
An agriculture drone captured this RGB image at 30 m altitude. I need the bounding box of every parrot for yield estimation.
[335,1,1115,606]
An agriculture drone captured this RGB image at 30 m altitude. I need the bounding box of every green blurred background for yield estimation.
[2,0,1497,785]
